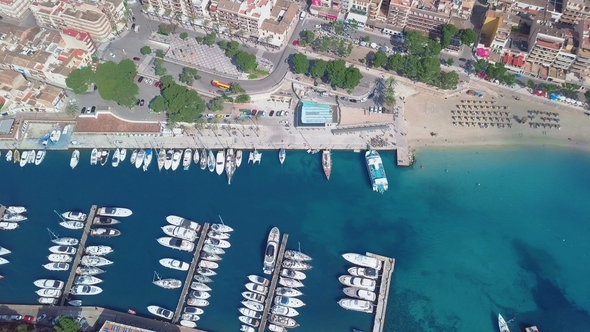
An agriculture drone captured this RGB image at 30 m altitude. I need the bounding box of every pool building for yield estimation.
[296,101,338,127]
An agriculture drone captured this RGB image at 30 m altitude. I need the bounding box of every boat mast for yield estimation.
[218,215,225,226]
[47,228,58,240]
[53,210,66,222]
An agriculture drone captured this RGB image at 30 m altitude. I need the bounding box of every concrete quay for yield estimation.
[258,233,288,332]
[366,253,395,332]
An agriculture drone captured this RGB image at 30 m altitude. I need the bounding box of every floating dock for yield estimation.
[60,205,97,306]
[172,223,210,324]
[366,252,395,332]
[258,233,288,332]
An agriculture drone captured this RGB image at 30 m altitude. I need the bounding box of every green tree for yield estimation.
[363,36,370,42]
[346,42,354,56]
[180,32,189,40]
[305,30,315,44]
[158,23,177,35]
[326,59,348,87]
[196,36,204,44]
[93,60,138,107]
[179,72,194,85]
[418,57,441,83]
[310,59,328,79]
[440,71,459,89]
[230,83,245,94]
[235,51,257,71]
[343,66,363,89]
[403,55,420,78]
[372,50,388,68]
[155,49,165,58]
[225,41,240,57]
[140,46,152,55]
[447,58,454,67]
[441,24,459,49]
[460,29,478,46]
[150,95,168,112]
[209,98,224,111]
[65,66,94,94]
[319,36,331,52]
[235,94,251,103]
[487,62,507,80]
[502,74,516,87]
[155,60,167,76]
[16,325,27,332]
[526,79,536,90]
[561,83,580,97]
[54,316,81,332]
[349,19,359,30]
[153,81,206,123]
[218,40,227,50]
[204,32,217,46]
[292,53,310,74]
[388,54,405,71]
[542,83,556,93]
[473,59,488,74]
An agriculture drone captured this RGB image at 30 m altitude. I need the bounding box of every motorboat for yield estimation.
[76,266,105,275]
[60,220,84,230]
[525,326,538,332]
[112,148,120,167]
[282,260,311,270]
[85,245,113,256]
[119,148,127,162]
[240,324,256,332]
[35,150,46,165]
[81,255,113,267]
[343,287,376,301]
[180,321,196,328]
[100,149,110,166]
[36,289,62,298]
[48,254,73,263]
[199,148,207,170]
[207,150,215,172]
[348,266,379,279]
[365,149,388,193]
[239,308,262,320]
[338,298,374,313]
[274,296,305,308]
[499,314,510,332]
[271,305,299,317]
[225,148,235,184]
[49,246,76,255]
[90,227,121,237]
[159,258,189,271]
[28,150,36,164]
[2,213,26,222]
[263,227,280,275]
[34,279,65,289]
[236,150,243,167]
[50,129,61,143]
[72,285,102,295]
[157,149,166,171]
[164,150,173,170]
[242,291,265,303]
[0,246,11,256]
[190,282,212,292]
[281,269,306,280]
[245,283,268,295]
[0,257,7,265]
[248,275,270,287]
[208,230,229,240]
[143,149,152,171]
[323,149,332,180]
[62,211,87,221]
[5,150,12,162]
[211,223,233,233]
[193,149,199,165]
[242,300,264,312]
[171,150,182,171]
[135,149,145,169]
[97,207,132,217]
[90,148,98,165]
[342,253,382,270]
[52,237,79,246]
[43,262,69,271]
[198,260,218,269]
[183,149,192,170]
[276,287,303,297]
[196,268,216,277]
[93,217,120,225]
[239,316,259,328]
[205,237,230,248]
[74,275,103,285]
[157,237,195,252]
[194,274,213,283]
[268,324,286,332]
[278,148,286,164]
[153,277,182,289]
[147,306,173,320]
[13,150,19,164]
[187,298,209,307]
[181,314,200,322]
[20,152,29,167]
[183,307,204,315]
[189,290,211,299]
[338,275,376,292]
[278,277,304,288]
[166,215,200,231]
[215,150,225,175]
[268,314,299,328]
[38,297,57,305]
[0,222,18,230]
[70,150,80,169]
[161,225,198,242]
[6,206,26,214]
[202,243,225,255]
[284,250,312,261]
[200,252,221,261]
[68,300,82,307]
[130,149,138,165]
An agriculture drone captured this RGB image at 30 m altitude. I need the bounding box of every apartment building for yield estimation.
[259,0,298,47]
[212,0,273,38]
[558,0,590,26]
[513,0,560,22]
[310,0,340,20]
[0,0,30,19]
[30,0,127,42]
[570,18,590,79]
[0,70,67,113]
[61,28,97,54]
[526,19,576,80]
[386,0,452,37]
[143,0,197,23]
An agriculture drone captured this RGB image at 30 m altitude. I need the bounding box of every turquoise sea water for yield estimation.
[1,148,590,332]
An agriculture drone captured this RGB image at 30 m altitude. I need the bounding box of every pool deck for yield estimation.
[258,233,288,332]
[366,252,395,332]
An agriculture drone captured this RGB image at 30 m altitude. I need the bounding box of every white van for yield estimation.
[300,12,306,20]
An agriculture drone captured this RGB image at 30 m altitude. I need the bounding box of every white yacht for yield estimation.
[60,220,84,230]
[205,237,230,248]
[240,325,256,332]
[225,148,235,185]
[189,290,211,300]
[199,148,207,170]
[62,211,87,221]
[181,314,200,322]
[28,150,36,164]
[280,269,306,280]
[90,148,98,165]
[6,206,26,214]
[97,207,132,217]
[235,150,243,167]
[171,150,182,171]
[267,325,285,332]
[268,314,298,328]
[215,150,225,175]
[71,285,103,295]
[193,149,200,165]
[338,298,374,313]
[76,266,105,276]
[135,149,145,169]
[274,296,305,308]
[159,258,189,271]
[278,277,303,288]
[90,228,121,237]
[81,255,113,267]
[180,320,196,328]
[36,289,62,298]
[278,148,285,164]
[0,257,8,265]
[166,215,200,231]
[239,308,262,320]
[263,227,280,275]
[190,282,212,292]
[70,150,80,169]
[239,316,260,328]
[248,275,270,287]
[0,246,11,256]
[242,291,265,303]
[99,149,109,166]
[245,283,268,295]
[19,150,29,167]
[111,148,121,167]
[211,223,233,233]
[271,305,299,317]
[183,149,192,170]
[130,149,138,165]
[164,150,173,170]
[119,148,127,162]
[69,300,83,307]
[343,287,376,301]
[147,305,173,320]
[153,277,182,289]
[157,237,195,252]
[93,217,120,226]
[187,298,209,307]
[282,260,311,270]
[242,300,264,312]
[200,251,221,261]
[183,307,204,315]
[198,260,218,269]
[74,275,103,285]
[50,129,61,143]
[157,149,166,171]
[48,254,73,263]
[194,274,213,283]
[207,150,215,172]
[5,150,12,162]
[51,237,79,246]
[348,266,379,279]
[2,214,26,222]
[49,246,76,255]
[34,279,65,289]
[208,230,229,240]
[85,245,113,256]
[284,250,312,261]
[275,287,303,297]
[342,253,382,270]
[196,267,216,277]
[35,150,46,165]
[253,149,262,164]
[161,225,198,242]
[43,262,69,271]
[202,244,225,255]
[0,222,18,230]
[38,297,57,305]
[143,149,152,171]
[248,151,254,164]
[338,275,376,292]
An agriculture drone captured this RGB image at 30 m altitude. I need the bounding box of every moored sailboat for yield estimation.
[183,149,192,170]
[157,149,166,171]
[90,148,98,165]
[278,148,286,164]
[215,150,225,175]
[70,150,80,169]
[143,149,152,171]
[193,149,200,165]
[111,149,120,167]
[207,150,215,172]
[135,149,145,169]
[199,148,207,170]
[322,150,332,180]
[235,150,243,167]
[171,150,182,171]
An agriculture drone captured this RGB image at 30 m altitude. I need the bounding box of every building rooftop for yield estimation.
[260,0,298,34]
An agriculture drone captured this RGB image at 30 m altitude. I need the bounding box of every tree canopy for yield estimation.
[292,53,310,74]
[66,66,94,94]
[310,59,328,79]
[441,24,459,49]
[230,83,245,94]
[54,316,81,332]
[179,67,200,85]
[460,29,478,46]
[140,46,152,55]
[150,75,206,124]
[75,59,139,107]
[235,94,251,103]
[372,50,388,68]
[205,32,217,46]
[235,52,258,71]
[180,32,188,40]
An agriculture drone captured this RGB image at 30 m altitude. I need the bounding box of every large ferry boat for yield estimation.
[365,149,388,193]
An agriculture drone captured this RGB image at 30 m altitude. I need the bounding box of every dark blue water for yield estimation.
[1,148,590,332]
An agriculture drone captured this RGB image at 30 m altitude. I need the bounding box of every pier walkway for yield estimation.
[0,205,6,219]
[258,233,288,332]
[172,223,210,324]
[60,205,97,306]
[366,252,395,332]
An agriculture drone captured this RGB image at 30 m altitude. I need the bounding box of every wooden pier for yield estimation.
[60,205,97,306]
[366,252,395,332]
[172,223,210,324]
[258,233,288,332]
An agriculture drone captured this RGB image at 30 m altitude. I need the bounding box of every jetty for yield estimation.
[0,205,6,217]
[258,233,288,332]
[60,205,97,306]
[172,223,210,324]
[366,252,395,332]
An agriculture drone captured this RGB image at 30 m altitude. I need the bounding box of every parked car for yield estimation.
[10,315,22,321]
[90,106,96,113]
[23,316,34,323]
[349,99,358,103]
[279,120,289,126]
[0,315,8,320]
[138,76,144,83]
[81,107,87,113]
[293,40,299,46]
[276,110,283,116]
[269,110,275,116]
[139,99,145,106]
[133,57,141,61]
[259,111,266,117]
[251,109,258,116]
